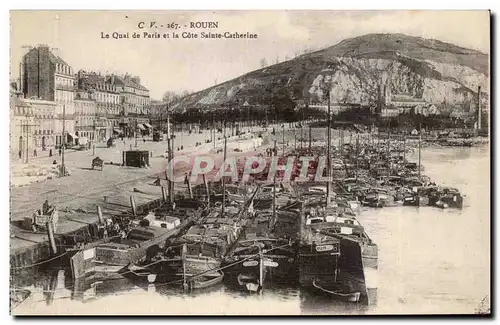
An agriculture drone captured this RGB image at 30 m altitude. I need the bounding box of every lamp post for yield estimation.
[135,105,138,148]
[60,104,66,177]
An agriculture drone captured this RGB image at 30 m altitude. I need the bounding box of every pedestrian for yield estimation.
[143,138,146,143]
[18,150,21,159]
[42,200,50,215]
[33,148,37,157]
[58,148,62,156]
[49,149,52,157]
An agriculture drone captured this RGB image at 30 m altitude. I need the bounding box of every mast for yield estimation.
[308,126,312,151]
[340,128,344,156]
[301,108,304,149]
[203,174,210,205]
[477,86,482,130]
[167,112,173,204]
[221,136,227,216]
[258,246,264,294]
[326,91,331,206]
[282,125,285,157]
[182,243,188,291]
[212,113,215,148]
[272,139,277,221]
[403,131,406,163]
[418,123,422,178]
[294,127,297,150]
[387,125,391,178]
[355,132,359,182]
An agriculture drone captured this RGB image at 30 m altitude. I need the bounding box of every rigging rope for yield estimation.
[11,251,69,270]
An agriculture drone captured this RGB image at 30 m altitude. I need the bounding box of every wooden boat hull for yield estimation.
[232,259,267,292]
[130,255,221,286]
[299,238,378,306]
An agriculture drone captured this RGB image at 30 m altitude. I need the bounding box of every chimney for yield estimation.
[131,76,141,85]
[477,86,481,130]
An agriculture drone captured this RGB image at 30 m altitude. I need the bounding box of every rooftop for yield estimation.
[112,75,149,92]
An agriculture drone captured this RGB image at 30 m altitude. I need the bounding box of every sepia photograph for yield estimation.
[8,10,491,316]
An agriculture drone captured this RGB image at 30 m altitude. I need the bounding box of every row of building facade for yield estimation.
[10,45,153,160]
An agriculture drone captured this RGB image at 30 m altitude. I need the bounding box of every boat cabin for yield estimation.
[143,213,181,229]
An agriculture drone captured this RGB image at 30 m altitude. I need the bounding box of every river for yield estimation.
[11,145,490,315]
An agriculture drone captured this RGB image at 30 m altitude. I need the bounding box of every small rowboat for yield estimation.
[312,280,362,303]
[187,271,224,290]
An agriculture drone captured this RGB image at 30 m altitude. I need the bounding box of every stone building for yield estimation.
[74,90,97,143]
[10,88,57,160]
[75,70,121,139]
[108,74,151,136]
[21,45,76,148]
[378,78,428,118]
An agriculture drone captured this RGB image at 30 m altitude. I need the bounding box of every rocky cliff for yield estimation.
[172,33,488,113]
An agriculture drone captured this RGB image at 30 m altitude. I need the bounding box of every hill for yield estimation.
[171,33,489,114]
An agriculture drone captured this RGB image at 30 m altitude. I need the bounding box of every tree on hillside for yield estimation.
[162,91,181,107]
[260,58,268,68]
[180,90,192,98]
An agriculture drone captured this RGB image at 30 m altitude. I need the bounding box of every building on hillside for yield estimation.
[377,78,431,119]
[21,45,76,148]
[413,104,439,116]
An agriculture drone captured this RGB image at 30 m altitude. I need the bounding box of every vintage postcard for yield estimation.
[9,10,490,316]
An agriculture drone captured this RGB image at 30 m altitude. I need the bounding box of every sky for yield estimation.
[10,10,490,100]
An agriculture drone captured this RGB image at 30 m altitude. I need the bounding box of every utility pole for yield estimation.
[25,121,29,163]
[159,111,163,139]
[61,104,66,177]
[92,117,96,156]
